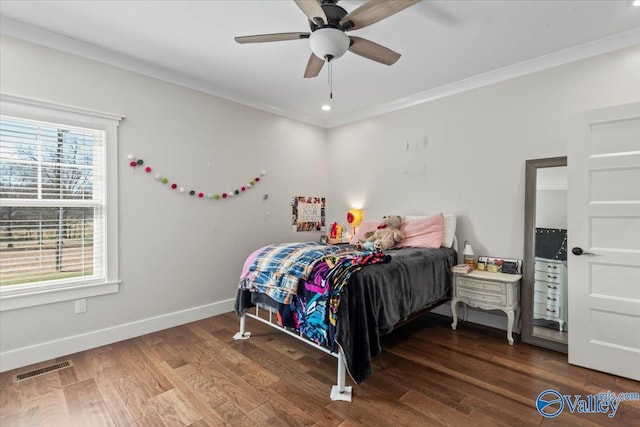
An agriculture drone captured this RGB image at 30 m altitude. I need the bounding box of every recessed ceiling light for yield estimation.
[321,104,331,111]
[634,0,640,6]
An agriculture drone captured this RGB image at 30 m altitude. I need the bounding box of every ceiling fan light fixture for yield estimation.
[309,28,350,60]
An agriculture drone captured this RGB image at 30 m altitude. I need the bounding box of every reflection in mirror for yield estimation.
[533,167,568,344]
[522,157,568,353]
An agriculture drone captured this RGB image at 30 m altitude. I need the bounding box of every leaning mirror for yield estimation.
[522,156,568,353]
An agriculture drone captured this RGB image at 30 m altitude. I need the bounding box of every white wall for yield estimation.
[536,190,568,229]
[535,166,568,229]
[2,34,639,370]
[326,44,640,330]
[0,35,327,370]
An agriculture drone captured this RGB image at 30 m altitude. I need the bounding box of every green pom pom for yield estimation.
[161,178,168,184]
[234,190,240,195]
[189,190,195,196]
[136,159,144,165]
[214,194,221,200]
[250,180,255,185]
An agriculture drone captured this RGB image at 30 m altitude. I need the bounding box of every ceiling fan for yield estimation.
[235,0,420,78]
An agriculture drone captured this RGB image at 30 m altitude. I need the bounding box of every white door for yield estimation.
[568,102,640,381]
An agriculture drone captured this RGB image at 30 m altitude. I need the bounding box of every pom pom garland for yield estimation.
[128,154,265,202]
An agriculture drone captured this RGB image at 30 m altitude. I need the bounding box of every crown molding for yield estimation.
[325,27,640,128]
[2,16,638,130]
[0,17,327,128]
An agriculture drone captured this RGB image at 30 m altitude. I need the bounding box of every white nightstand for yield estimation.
[451,270,522,345]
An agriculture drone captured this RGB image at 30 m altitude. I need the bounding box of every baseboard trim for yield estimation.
[0,298,235,373]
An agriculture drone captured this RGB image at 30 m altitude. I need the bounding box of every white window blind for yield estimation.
[0,116,105,287]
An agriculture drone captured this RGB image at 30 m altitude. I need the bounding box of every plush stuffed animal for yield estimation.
[359,215,405,251]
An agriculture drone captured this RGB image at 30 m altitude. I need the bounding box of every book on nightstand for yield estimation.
[452,264,472,274]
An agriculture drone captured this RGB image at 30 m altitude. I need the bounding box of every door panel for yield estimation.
[568,102,640,381]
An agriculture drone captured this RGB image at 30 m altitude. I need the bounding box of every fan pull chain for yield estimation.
[328,59,333,100]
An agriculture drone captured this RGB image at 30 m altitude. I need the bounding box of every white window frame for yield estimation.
[0,94,123,311]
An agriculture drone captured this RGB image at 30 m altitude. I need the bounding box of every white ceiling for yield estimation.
[1,1,639,128]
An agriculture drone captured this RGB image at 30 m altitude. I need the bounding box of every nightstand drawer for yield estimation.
[457,288,507,306]
[534,290,561,305]
[456,277,505,294]
[534,302,562,320]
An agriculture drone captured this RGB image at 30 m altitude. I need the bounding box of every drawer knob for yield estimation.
[546,308,556,313]
[548,286,557,290]
[547,297,557,301]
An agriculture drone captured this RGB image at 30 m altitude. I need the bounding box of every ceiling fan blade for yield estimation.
[304,53,325,78]
[294,0,327,25]
[235,32,310,44]
[340,0,420,31]
[348,36,400,66]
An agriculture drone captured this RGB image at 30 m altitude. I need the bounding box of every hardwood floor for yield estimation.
[1,312,638,426]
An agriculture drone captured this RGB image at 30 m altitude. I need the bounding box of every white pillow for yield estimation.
[405,213,457,248]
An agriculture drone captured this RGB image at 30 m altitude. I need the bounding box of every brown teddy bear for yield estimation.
[359,215,405,251]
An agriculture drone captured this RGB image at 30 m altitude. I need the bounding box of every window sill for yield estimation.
[0,280,120,312]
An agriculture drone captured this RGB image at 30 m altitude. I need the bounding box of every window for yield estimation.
[0,94,123,310]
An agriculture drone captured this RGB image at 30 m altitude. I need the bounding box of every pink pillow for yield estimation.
[349,220,380,245]
[397,213,444,248]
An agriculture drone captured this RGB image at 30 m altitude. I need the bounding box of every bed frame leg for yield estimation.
[330,350,352,401]
[233,314,251,340]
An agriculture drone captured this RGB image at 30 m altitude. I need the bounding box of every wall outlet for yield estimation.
[74,299,87,314]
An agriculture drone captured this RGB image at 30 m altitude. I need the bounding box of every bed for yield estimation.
[233,213,457,401]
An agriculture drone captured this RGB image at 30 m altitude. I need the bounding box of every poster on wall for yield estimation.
[292,196,325,232]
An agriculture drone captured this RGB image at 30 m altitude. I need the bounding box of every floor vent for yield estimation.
[15,360,72,382]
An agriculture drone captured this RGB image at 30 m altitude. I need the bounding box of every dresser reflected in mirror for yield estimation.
[522,157,568,353]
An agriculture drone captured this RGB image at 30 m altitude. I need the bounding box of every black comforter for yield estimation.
[336,247,456,383]
[235,246,456,384]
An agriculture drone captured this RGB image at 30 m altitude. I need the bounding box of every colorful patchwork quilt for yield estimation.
[240,242,356,304]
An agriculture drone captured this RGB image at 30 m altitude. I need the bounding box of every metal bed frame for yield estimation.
[233,236,458,402]
[234,303,353,401]
[233,297,454,402]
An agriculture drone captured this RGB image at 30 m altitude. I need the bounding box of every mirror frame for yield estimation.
[522,156,568,353]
